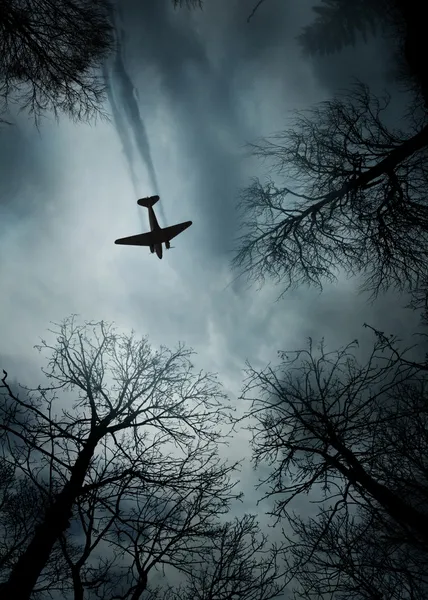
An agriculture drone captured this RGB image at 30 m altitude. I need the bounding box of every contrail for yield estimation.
[113,28,161,197]
[103,7,167,224]
[103,65,138,192]
[103,64,147,230]
[112,13,166,223]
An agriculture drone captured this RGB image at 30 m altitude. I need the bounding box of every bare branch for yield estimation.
[243,329,428,599]
[233,83,428,305]
[0,0,115,123]
[247,0,268,23]
[0,316,238,599]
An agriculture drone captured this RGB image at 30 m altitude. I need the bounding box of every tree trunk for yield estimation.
[0,435,100,600]
[328,434,428,544]
[397,0,428,108]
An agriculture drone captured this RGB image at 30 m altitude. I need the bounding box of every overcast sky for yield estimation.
[0,0,423,539]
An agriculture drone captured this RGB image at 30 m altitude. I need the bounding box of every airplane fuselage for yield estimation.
[115,195,191,256]
[148,205,163,259]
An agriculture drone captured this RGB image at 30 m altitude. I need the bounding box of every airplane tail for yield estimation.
[137,195,160,208]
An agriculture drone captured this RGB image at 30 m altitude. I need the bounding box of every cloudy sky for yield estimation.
[0,0,422,527]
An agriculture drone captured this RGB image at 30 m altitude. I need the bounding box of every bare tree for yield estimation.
[297,0,390,57]
[297,0,428,111]
[242,329,428,599]
[168,514,285,600]
[0,0,115,123]
[55,440,241,600]
[55,504,286,600]
[0,316,240,600]
[281,504,428,600]
[233,83,428,307]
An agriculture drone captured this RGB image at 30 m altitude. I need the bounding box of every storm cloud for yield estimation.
[0,3,424,595]
[1,0,420,431]
[0,0,421,444]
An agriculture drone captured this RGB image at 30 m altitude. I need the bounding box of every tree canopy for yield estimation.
[233,83,428,310]
[0,0,116,123]
[242,328,428,599]
[0,317,285,600]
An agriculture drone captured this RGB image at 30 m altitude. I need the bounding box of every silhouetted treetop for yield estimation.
[243,328,428,599]
[234,83,428,307]
[0,0,115,123]
[298,0,428,110]
[298,0,387,56]
[0,316,241,599]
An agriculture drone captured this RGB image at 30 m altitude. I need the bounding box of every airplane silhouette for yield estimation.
[115,195,192,259]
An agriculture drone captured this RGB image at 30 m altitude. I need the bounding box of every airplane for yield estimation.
[115,195,192,259]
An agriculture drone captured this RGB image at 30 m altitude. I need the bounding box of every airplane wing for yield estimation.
[115,231,158,246]
[115,221,192,246]
[159,221,192,242]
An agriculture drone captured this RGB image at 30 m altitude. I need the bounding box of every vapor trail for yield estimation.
[103,8,167,225]
[103,64,147,231]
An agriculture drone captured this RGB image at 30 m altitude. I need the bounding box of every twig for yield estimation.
[247,0,268,23]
